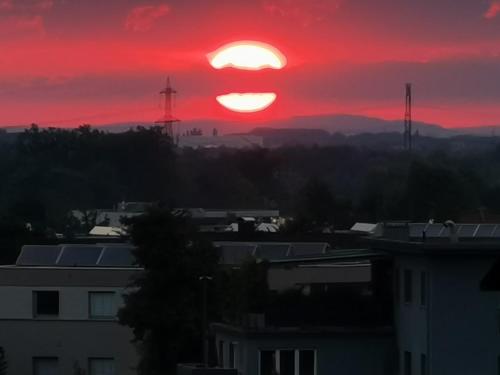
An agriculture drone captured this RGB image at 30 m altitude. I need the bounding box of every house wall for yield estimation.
[0,268,138,375]
[268,264,371,292]
[394,255,430,375]
[430,256,500,375]
[0,286,126,319]
[395,253,500,375]
[0,320,136,375]
[215,330,395,375]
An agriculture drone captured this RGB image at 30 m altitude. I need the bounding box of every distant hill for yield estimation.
[94,114,458,138]
[4,113,500,138]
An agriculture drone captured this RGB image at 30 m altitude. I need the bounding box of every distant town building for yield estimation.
[177,135,264,149]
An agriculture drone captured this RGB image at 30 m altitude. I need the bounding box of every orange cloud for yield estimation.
[125,4,170,32]
[485,1,500,19]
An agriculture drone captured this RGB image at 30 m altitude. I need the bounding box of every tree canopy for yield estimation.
[118,209,219,375]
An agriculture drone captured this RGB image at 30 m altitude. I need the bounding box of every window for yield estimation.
[259,350,316,375]
[420,353,427,375]
[33,357,58,375]
[299,350,315,375]
[404,351,412,375]
[420,272,427,307]
[89,358,115,375]
[89,292,116,319]
[260,350,276,375]
[280,350,295,375]
[218,340,224,367]
[33,291,59,317]
[404,270,413,304]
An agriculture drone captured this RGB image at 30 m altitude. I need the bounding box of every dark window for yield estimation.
[33,357,59,375]
[404,351,412,375]
[280,350,294,375]
[34,291,59,316]
[299,350,315,375]
[260,351,275,375]
[420,272,427,306]
[218,341,224,367]
[404,270,413,303]
[421,354,427,375]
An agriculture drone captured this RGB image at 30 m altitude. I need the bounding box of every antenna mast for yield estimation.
[155,77,180,140]
[404,83,412,151]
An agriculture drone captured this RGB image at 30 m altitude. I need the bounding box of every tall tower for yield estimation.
[404,83,412,151]
[155,77,180,139]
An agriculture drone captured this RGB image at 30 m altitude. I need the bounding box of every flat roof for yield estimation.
[211,322,394,338]
[369,237,500,255]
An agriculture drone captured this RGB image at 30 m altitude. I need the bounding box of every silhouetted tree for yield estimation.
[118,209,219,375]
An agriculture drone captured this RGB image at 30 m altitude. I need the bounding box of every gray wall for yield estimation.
[0,267,139,375]
[431,256,500,375]
[395,254,500,375]
[0,320,136,375]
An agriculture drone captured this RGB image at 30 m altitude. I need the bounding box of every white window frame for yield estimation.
[229,341,239,369]
[258,349,317,375]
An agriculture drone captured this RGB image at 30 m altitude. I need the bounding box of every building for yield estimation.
[212,245,394,375]
[177,135,264,149]
[370,222,500,375]
[0,244,140,375]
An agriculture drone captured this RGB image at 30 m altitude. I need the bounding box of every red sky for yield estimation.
[2,0,500,128]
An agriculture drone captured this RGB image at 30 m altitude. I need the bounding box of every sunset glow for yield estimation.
[208,41,287,70]
[216,93,277,113]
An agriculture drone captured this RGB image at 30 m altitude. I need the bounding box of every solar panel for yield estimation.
[289,243,328,257]
[492,225,500,238]
[16,245,62,266]
[475,224,496,238]
[255,244,290,260]
[218,245,256,264]
[57,245,103,266]
[457,224,478,238]
[409,224,427,238]
[98,246,136,267]
[425,224,444,237]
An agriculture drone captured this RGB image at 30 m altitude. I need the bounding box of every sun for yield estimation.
[216,93,277,113]
[208,41,287,70]
[209,41,285,113]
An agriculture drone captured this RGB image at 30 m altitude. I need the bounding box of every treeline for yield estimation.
[0,125,499,235]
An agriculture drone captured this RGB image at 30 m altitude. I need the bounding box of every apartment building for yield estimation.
[0,244,140,375]
[372,222,500,375]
